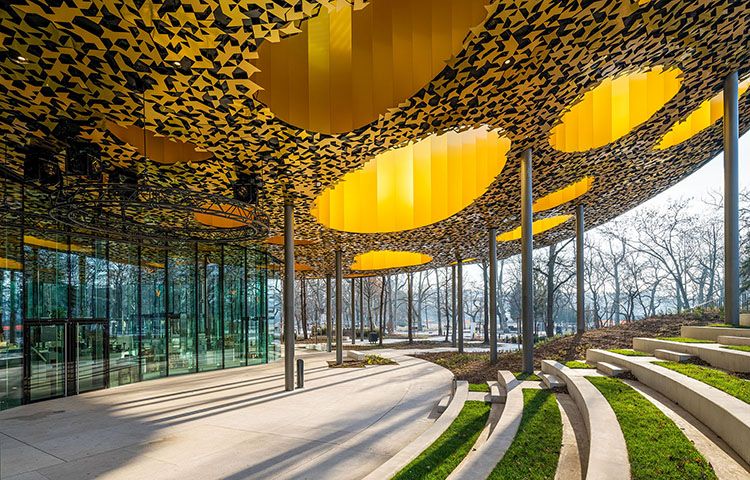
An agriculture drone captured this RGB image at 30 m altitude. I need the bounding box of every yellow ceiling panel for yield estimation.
[533,177,594,213]
[312,126,510,233]
[497,215,573,242]
[351,250,432,271]
[549,66,682,152]
[253,0,489,134]
[656,77,750,150]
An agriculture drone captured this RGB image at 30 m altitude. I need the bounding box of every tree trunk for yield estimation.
[301,278,308,340]
[482,261,489,343]
[545,244,556,338]
[435,269,443,336]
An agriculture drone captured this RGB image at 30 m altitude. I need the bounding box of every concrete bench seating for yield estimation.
[362,381,469,480]
[540,372,566,390]
[448,371,524,480]
[653,349,695,363]
[632,337,750,373]
[541,360,630,480]
[436,395,451,413]
[595,361,629,377]
[488,381,505,403]
[681,325,750,341]
[718,335,750,347]
[346,350,367,361]
[586,348,750,465]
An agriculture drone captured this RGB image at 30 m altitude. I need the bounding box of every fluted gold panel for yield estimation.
[312,126,510,233]
[549,67,682,152]
[351,250,432,270]
[533,177,594,213]
[253,0,488,134]
[497,215,573,242]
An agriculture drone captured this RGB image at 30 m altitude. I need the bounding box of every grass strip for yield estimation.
[488,389,561,480]
[608,348,651,356]
[657,337,715,343]
[392,400,491,480]
[709,323,750,329]
[654,361,750,404]
[721,345,750,353]
[469,383,490,392]
[588,376,716,480]
[513,372,541,381]
[564,360,591,369]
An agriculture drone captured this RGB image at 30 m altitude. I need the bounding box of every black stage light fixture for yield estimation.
[233,171,262,205]
[24,145,61,185]
[66,140,102,179]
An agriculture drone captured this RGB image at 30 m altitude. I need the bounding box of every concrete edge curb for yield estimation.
[448,371,524,480]
[587,348,750,465]
[542,360,631,480]
[632,338,750,373]
[362,380,469,480]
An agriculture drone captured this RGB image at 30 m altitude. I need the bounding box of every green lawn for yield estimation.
[488,389,562,480]
[513,372,541,381]
[392,400,491,480]
[657,337,714,343]
[588,376,717,480]
[654,361,750,404]
[709,323,750,329]
[608,349,651,356]
[564,360,591,369]
[721,345,750,353]
[469,383,490,392]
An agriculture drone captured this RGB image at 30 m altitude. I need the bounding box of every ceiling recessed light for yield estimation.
[173,61,181,67]
[504,59,511,65]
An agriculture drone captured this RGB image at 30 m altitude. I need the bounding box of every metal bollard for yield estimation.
[297,358,304,388]
[451,377,457,396]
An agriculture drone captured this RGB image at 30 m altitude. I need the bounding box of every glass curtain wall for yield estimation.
[0,198,272,411]
[0,209,22,410]
[167,243,196,375]
[267,267,282,361]
[108,242,139,387]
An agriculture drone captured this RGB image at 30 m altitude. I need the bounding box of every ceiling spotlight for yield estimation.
[504,59,511,65]
[12,55,28,65]
[173,61,181,67]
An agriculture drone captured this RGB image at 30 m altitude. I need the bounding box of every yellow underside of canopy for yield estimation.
[253,0,488,134]
[497,215,573,242]
[351,250,432,270]
[0,257,22,270]
[312,126,511,233]
[549,66,682,152]
[656,77,750,150]
[533,177,594,213]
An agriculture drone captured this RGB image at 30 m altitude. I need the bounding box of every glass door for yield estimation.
[27,323,66,402]
[74,322,106,393]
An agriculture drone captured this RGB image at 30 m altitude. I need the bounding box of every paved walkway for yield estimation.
[0,351,452,480]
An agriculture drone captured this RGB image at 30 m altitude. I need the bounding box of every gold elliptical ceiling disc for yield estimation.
[497,215,573,242]
[533,177,594,213]
[549,66,682,152]
[351,250,433,271]
[312,126,511,233]
[253,0,489,134]
[657,76,750,150]
[107,122,213,165]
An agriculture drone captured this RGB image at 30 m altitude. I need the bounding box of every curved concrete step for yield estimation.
[718,335,750,347]
[586,348,750,465]
[488,381,505,403]
[653,349,695,363]
[681,326,750,341]
[448,372,525,480]
[362,380,469,480]
[595,362,629,378]
[541,360,630,480]
[632,337,750,372]
[622,380,750,479]
[541,372,566,391]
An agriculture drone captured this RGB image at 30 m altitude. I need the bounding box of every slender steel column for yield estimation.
[457,257,464,354]
[283,198,295,391]
[335,251,343,364]
[488,229,498,362]
[576,204,585,333]
[724,71,740,326]
[359,277,364,340]
[326,275,332,352]
[407,273,414,343]
[521,148,534,374]
[451,265,457,347]
[350,278,356,344]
